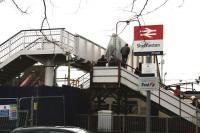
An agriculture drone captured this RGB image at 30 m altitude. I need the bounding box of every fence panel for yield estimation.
[75,114,199,133]
[19,96,65,127]
[0,98,28,132]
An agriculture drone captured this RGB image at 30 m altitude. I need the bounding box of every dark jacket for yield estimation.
[120,45,130,57]
[96,56,107,66]
[108,57,118,66]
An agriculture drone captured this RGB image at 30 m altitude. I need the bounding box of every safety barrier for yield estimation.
[0,98,28,132]
[0,96,65,132]
[74,114,199,133]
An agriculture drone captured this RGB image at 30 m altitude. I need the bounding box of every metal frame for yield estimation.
[91,65,200,125]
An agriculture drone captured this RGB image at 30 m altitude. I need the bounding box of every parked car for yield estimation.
[11,126,90,133]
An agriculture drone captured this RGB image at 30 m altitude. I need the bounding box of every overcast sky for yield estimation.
[0,0,200,89]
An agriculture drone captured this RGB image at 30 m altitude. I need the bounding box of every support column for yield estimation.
[146,55,152,133]
[44,61,54,86]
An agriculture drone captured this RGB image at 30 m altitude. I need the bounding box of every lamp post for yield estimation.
[114,20,130,58]
[115,20,130,35]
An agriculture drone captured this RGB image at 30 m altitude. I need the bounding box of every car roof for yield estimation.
[12,126,88,133]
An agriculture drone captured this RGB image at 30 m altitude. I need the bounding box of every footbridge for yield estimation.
[0,28,105,85]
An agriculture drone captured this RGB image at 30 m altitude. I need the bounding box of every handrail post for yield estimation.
[30,96,34,126]
[62,96,66,126]
[159,84,161,105]
[9,40,11,57]
[60,29,64,49]
[122,115,125,132]
[16,98,20,128]
[118,62,121,88]
[23,31,26,50]
[179,98,181,116]
[196,101,199,133]
[166,117,168,133]
[90,64,94,88]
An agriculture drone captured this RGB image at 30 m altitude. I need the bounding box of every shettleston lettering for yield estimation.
[137,41,160,48]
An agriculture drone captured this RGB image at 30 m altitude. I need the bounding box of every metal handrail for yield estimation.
[156,86,196,117]
[0,28,65,47]
[92,65,197,121]
[0,28,66,63]
[119,65,198,123]
[0,28,106,65]
[120,62,195,118]
[77,73,90,89]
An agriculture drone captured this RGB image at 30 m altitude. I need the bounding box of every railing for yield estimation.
[77,73,90,89]
[0,28,106,64]
[0,98,29,132]
[0,110,28,133]
[92,64,199,125]
[0,28,65,63]
[149,86,199,126]
[18,96,66,127]
[92,62,139,87]
[74,114,199,133]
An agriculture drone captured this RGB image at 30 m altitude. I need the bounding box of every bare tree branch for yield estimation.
[177,0,185,8]
[130,0,169,27]
[40,0,57,56]
[138,0,149,16]
[74,0,82,14]
[11,0,28,14]
[143,0,169,16]
[39,1,74,57]
[40,0,50,30]
[130,0,137,12]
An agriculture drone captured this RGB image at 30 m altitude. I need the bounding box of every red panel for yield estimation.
[20,75,33,87]
[134,25,163,41]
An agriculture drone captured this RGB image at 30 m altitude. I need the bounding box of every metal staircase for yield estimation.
[91,66,199,126]
[0,28,106,84]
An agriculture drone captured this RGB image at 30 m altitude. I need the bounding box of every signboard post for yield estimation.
[134,24,163,133]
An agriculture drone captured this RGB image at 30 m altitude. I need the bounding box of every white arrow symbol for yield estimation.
[140,28,157,38]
